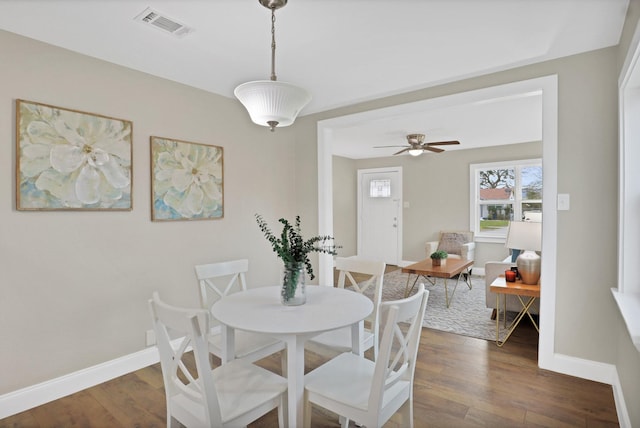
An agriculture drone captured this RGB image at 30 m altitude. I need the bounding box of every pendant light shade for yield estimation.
[234,0,311,132]
[234,80,311,130]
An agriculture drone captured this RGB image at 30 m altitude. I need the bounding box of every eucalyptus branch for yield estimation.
[255,214,339,280]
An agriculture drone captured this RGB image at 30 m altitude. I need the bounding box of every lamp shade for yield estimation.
[234,80,311,129]
[505,221,542,251]
[408,149,423,156]
[506,220,542,284]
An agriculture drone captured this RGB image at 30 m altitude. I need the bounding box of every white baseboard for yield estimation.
[545,352,616,384]
[611,372,632,428]
[0,345,160,419]
[473,267,486,276]
[0,340,629,427]
[544,352,629,427]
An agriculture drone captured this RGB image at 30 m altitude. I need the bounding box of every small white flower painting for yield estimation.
[151,137,224,221]
[16,100,133,210]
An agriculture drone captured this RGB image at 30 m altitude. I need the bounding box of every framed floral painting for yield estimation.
[16,99,133,210]
[150,136,224,221]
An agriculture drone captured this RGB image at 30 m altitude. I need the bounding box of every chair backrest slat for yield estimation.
[368,284,429,411]
[149,292,223,426]
[194,259,249,316]
[334,257,386,327]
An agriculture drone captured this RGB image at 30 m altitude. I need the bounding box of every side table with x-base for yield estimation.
[490,275,540,347]
[401,258,473,307]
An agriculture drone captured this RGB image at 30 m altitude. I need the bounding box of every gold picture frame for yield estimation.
[150,136,224,221]
[16,99,133,211]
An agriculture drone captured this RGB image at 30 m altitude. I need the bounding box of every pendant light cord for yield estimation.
[270,7,277,81]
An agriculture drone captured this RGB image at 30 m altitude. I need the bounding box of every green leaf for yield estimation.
[255,213,340,280]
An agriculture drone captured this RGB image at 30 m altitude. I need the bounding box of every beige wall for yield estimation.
[0,30,299,394]
[332,155,357,256]
[343,142,541,265]
[295,44,628,414]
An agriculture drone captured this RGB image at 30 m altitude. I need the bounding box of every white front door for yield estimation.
[357,167,402,265]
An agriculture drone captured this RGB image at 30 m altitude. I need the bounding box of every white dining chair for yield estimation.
[194,259,286,364]
[306,257,386,360]
[148,292,288,428]
[303,283,429,428]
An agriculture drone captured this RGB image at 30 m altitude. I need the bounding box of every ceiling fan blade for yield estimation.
[424,146,445,153]
[426,140,460,146]
[393,148,411,155]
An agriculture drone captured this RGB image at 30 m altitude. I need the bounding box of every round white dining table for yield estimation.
[211,285,373,428]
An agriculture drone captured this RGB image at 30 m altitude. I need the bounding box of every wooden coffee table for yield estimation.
[401,258,473,307]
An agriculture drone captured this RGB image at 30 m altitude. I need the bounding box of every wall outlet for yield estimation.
[146,329,156,347]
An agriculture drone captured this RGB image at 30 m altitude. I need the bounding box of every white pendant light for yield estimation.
[234,0,311,132]
[408,149,423,156]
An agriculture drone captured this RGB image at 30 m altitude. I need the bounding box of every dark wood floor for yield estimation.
[0,318,618,428]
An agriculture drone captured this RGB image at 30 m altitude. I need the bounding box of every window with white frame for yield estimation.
[470,159,542,242]
[614,22,640,352]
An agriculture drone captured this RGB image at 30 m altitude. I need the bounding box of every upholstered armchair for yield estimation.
[425,231,476,268]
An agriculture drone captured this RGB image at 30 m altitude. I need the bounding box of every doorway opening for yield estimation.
[317,75,558,369]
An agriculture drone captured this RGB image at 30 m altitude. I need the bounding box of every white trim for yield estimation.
[0,339,183,419]
[618,19,640,295]
[612,371,632,428]
[317,126,335,286]
[545,353,617,385]
[616,13,640,352]
[536,75,558,372]
[473,267,486,277]
[543,353,630,428]
[319,74,559,372]
[612,289,640,352]
[618,18,640,89]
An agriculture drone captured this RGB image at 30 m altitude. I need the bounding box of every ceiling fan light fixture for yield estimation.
[234,0,311,132]
[373,133,460,156]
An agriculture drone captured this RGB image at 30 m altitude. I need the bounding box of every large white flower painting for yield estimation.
[151,137,223,221]
[17,100,132,210]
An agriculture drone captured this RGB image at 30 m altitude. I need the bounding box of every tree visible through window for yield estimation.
[470,159,542,241]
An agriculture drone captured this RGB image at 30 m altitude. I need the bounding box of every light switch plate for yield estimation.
[557,194,570,211]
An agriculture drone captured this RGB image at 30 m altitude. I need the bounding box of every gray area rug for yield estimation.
[375,268,514,342]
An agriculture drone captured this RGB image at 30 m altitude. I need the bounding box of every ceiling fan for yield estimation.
[375,133,460,156]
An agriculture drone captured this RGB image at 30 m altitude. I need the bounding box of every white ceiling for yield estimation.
[0,0,628,158]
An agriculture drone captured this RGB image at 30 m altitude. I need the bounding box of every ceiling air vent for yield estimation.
[134,7,193,38]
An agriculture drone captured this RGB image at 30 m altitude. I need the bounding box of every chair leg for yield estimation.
[339,415,350,428]
[278,395,286,428]
[303,391,312,428]
[169,415,181,428]
[280,350,288,377]
[396,399,413,428]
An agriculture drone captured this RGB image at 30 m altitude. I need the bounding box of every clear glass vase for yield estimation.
[282,262,306,306]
